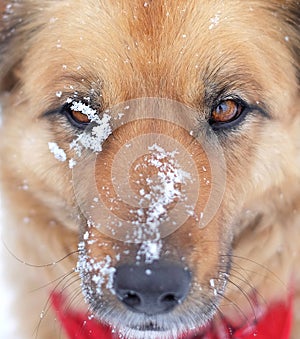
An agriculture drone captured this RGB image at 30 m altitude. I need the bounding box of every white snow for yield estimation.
[68,99,112,156]
[48,142,67,162]
[74,117,111,153]
[76,239,116,298]
[137,240,162,264]
[48,99,112,163]
[209,12,221,30]
[133,143,191,263]
[18,180,29,191]
[0,169,20,338]
[68,158,77,169]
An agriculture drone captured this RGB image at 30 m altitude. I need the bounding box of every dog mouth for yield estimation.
[131,321,165,331]
[112,316,165,332]
[115,321,203,339]
[98,296,220,339]
[116,325,186,339]
[145,325,164,332]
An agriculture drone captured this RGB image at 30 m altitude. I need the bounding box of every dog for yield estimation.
[0,1,299,338]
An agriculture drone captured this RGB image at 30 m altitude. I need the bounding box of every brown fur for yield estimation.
[0,1,299,338]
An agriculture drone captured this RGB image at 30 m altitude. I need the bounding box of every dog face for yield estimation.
[1,1,299,338]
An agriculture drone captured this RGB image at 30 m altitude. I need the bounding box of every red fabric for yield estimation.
[50,292,293,339]
[51,293,112,339]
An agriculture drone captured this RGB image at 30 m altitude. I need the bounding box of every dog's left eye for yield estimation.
[209,99,244,126]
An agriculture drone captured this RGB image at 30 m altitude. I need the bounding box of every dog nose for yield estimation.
[113,262,191,315]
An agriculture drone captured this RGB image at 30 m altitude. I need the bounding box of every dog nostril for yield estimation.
[160,293,178,304]
[123,291,141,307]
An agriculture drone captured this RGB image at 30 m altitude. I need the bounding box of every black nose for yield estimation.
[113,261,191,315]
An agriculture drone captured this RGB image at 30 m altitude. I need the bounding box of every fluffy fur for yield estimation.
[0,1,299,338]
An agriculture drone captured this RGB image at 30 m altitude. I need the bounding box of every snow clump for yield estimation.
[68,100,112,156]
[48,142,67,162]
[48,98,112,163]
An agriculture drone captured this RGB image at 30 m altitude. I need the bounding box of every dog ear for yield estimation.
[0,1,30,92]
[1,2,19,91]
[283,1,300,84]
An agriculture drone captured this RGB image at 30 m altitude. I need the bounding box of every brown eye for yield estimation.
[70,110,91,124]
[211,99,244,124]
[64,104,92,129]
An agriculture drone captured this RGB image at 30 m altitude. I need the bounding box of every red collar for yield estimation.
[50,292,293,339]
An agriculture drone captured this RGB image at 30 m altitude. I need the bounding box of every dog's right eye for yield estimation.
[63,104,91,129]
[208,98,248,130]
[210,100,244,124]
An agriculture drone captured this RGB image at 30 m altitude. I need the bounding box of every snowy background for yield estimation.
[0,103,19,337]
[0,198,19,337]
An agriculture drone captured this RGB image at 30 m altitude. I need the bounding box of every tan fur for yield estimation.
[0,1,299,338]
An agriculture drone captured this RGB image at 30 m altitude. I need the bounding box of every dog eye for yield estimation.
[210,99,244,126]
[70,110,91,124]
[64,105,91,128]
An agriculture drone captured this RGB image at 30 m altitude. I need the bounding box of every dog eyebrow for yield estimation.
[201,59,271,119]
[42,82,104,116]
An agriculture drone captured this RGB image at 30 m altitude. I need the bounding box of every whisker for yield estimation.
[215,291,249,324]
[30,270,75,293]
[3,240,78,267]
[33,270,77,338]
[221,254,285,287]
[62,285,84,313]
[224,267,268,306]
[225,277,258,322]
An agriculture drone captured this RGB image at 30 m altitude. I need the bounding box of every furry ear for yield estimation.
[0,1,35,92]
[281,1,300,84]
[0,2,21,91]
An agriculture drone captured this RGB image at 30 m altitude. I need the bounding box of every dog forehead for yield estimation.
[19,0,295,115]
